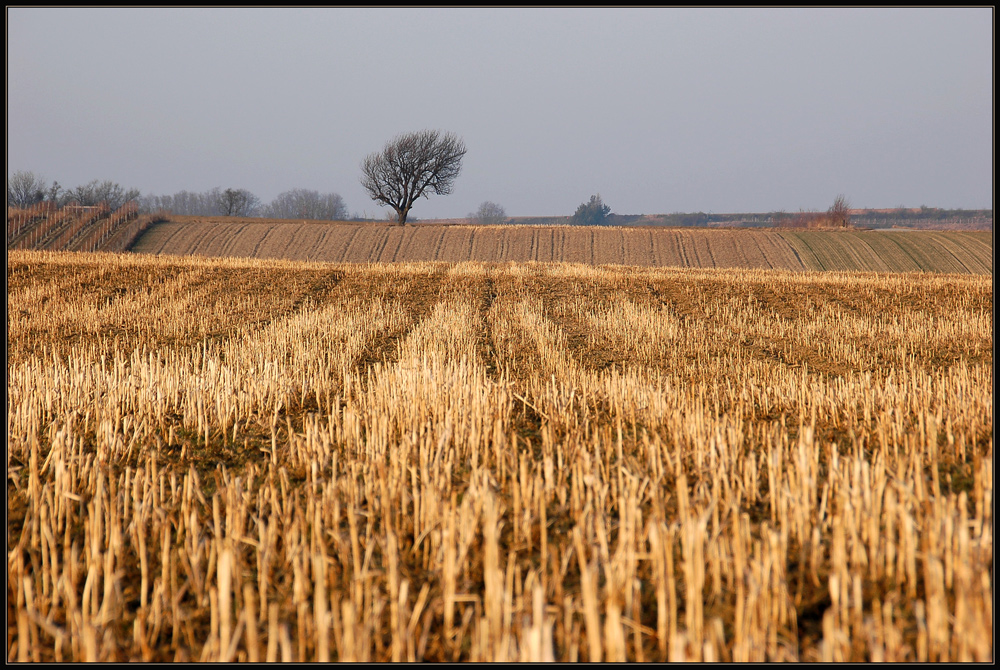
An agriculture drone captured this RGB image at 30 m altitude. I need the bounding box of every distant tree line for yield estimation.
[655,212,711,227]
[140,187,349,220]
[139,188,259,217]
[8,171,350,221]
[264,188,349,220]
[862,206,992,222]
[8,171,140,211]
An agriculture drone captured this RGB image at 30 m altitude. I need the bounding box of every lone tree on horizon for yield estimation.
[572,194,612,226]
[360,129,467,225]
[469,200,508,226]
[828,194,852,228]
[216,187,260,217]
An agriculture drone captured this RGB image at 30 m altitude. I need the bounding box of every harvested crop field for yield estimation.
[129,218,993,274]
[7,249,993,662]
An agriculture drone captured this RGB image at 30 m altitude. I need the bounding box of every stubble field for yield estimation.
[6,248,993,662]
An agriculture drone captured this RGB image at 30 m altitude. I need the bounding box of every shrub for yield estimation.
[572,194,611,226]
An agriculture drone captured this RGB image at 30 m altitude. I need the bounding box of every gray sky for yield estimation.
[7,7,993,218]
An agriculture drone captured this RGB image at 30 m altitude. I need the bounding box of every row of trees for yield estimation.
[13,131,600,226]
[8,172,140,211]
[139,187,348,220]
[9,172,351,221]
[12,150,861,229]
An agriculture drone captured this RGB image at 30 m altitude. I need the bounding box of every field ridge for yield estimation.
[129,219,993,274]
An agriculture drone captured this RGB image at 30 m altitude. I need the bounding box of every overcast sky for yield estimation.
[7,7,993,218]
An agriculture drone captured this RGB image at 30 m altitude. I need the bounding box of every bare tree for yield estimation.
[141,189,213,216]
[828,194,852,228]
[216,188,261,217]
[65,179,140,210]
[360,130,467,225]
[469,201,508,226]
[47,181,64,205]
[7,171,49,207]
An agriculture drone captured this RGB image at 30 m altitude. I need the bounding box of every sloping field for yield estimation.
[130,218,992,273]
[7,250,994,662]
[777,230,994,274]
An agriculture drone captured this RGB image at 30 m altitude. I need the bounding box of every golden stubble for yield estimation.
[6,249,993,662]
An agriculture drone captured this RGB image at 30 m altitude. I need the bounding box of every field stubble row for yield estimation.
[6,249,994,662]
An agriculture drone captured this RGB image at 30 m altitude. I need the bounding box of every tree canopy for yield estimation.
[469,201,508,226]
[360,130,467,225]
[572,194,612,226]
